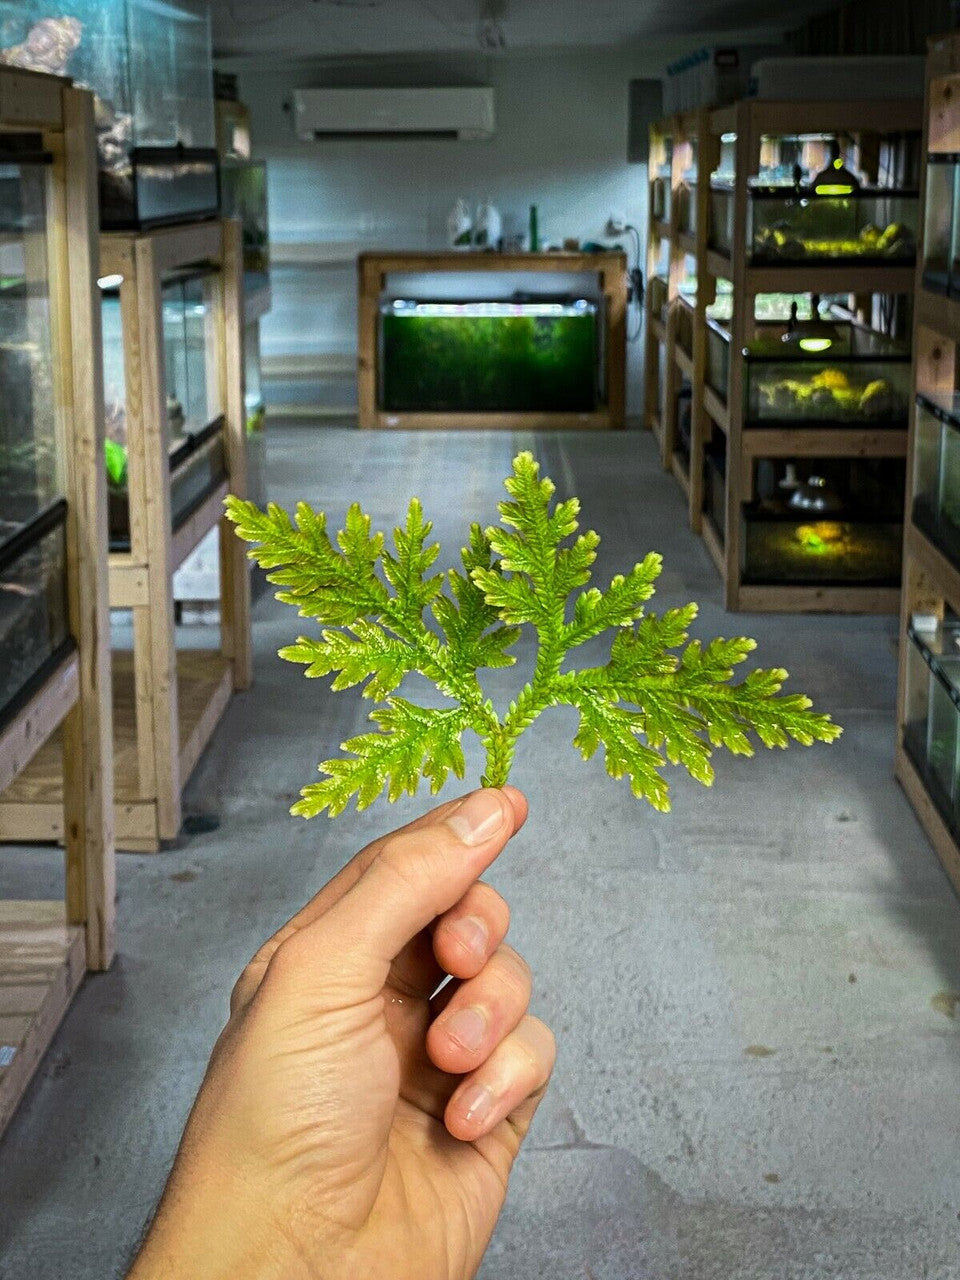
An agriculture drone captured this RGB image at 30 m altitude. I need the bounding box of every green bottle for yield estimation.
[529,204,539,252]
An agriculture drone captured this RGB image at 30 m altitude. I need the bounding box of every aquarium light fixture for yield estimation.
[97,273,124,290]
[810,140,860,197]
[781,296,840,354]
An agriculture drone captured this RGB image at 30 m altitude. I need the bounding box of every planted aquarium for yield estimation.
[244,318,266,510]
[741,456,904,586]
[922,155,957,294]
[0,0,218,228]
[749,187,918,264]
[380,298,599,414]
[912,392,960,565]
[743,321,911,428]
[104,266,226,548]
[0,133,72,729]
[219,160,269,289]
[904,619,960,831]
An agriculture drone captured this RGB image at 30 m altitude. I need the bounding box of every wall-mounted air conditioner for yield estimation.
[293,87,495,141]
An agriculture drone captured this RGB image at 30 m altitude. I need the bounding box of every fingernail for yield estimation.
[444,1005,487,1053]
[458,1082,495,1128]
[445,791,506,846]
[448,914,488,958]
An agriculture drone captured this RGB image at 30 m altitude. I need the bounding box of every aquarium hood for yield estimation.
[293,88,495,141]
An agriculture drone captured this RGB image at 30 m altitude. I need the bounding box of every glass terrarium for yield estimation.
[743,321,911,428]
[219,161,269,290]
[703,440,726,542]
[922,154,957,294]
[676,294,695,357]
[380,298,599,414]
[904,620,960,829]
[709,183,734,254]
[651,145,672,224]
[741,456,904,586]
[677,180,697,237]
[675,382,692,466]
[104,266,226,549]
[244,318,266,510]
[0,133,71,728]
[649,275,668,323]
[0,0,218,228]
[749,187,918,264]
[912,393,960,565]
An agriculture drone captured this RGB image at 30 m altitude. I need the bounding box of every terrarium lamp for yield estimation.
[810,139,861,196]
[781,296,841,354]
[789,474,844,515]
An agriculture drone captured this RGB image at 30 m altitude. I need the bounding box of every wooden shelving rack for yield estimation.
[682,96,921,612]
[0,218,252,854]
[0,69,114,1136]
[895,31,960,894]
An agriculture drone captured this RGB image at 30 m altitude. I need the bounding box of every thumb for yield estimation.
[272,789,519,999]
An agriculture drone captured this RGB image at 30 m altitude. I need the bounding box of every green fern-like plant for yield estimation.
[226,451,840,818]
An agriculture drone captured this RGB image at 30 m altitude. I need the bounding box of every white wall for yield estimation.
[233,47,656,417]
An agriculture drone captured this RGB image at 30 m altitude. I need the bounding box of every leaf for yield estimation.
[279,621,419,699]
[569,689,671,812]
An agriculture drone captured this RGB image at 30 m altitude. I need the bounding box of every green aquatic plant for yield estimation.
[226,452,840,818]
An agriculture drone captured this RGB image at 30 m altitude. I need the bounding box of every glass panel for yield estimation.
[742,456,904,585]
[928,657,960,810]
[162,277,189,451]
[0,517,69,722]
[913,394,960,565]
[703,440,726,542]
[677,181,696,237]
[220,161,269,282]
[243,319,263,429]
[182,272,221,432]
[923,156,956,292]
[170,430,226,527]
[743,324,911,427]
[705,319,729,402]
[675,297,694,356]
[709,185,733,254]
[380,299,598,413]
[749,190,918,263]
[0,156,56,532]
[903,633,933,775]
[649,275,667,322]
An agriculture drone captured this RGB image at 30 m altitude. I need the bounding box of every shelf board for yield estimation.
[734,583,900,614]
[701,516,725,576]
[0,649,233,853]
[703,387,729,434]
[671,451,691,499]
[905,522,960,617]
[741,427,908,460]
[0,901,85,1138]
[745,263,916,295]
[706,248,732,280]
[674,345,694,378]
[0,653,79,797]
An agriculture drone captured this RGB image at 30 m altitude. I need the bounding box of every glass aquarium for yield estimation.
[244,318,266,510]
[677,180,697,237]
[219,161,269,290]
[903,619,960,830]
[649,275,668,324]
[0,0,218,228]
[651,147,672,224]
[705,316,729,402]
[741,456,904,586]
[912,392,960,565]
[749,187,918,264]
[922,154,957,294]
[104,266,226,548]
[380,298,599,414]
[0,133,72,728]
[675,294,694,357]
[675,382,692,468]
[709,184,733,254]
[743,322,911,428]
[703,439,726,543]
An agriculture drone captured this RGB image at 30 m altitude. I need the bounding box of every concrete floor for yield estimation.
[3,427,960,1279]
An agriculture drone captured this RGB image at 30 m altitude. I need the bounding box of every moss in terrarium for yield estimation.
[755,369,904,423]
[381,313,597,413]
[743,520,902,585]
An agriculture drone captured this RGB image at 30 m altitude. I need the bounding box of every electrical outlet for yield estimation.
[607,211,627,235]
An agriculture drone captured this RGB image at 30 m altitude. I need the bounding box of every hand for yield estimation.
[128,787,555,1280]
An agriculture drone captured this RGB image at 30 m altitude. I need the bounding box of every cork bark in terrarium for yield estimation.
[0,134,70,727]
[379,299,599,414]
[741,456,904,586]
[0,0,218,228]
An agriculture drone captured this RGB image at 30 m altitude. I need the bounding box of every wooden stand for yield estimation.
[700,97,920,613]
[895,31,960,896]
[357,250,628,430]
[1,218,252,854]
[0,70,114,1137]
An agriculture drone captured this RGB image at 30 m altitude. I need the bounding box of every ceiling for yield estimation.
[211,0,833,61]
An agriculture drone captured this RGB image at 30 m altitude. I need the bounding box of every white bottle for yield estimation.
[447,198,473,250]
[474,199,502,249]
